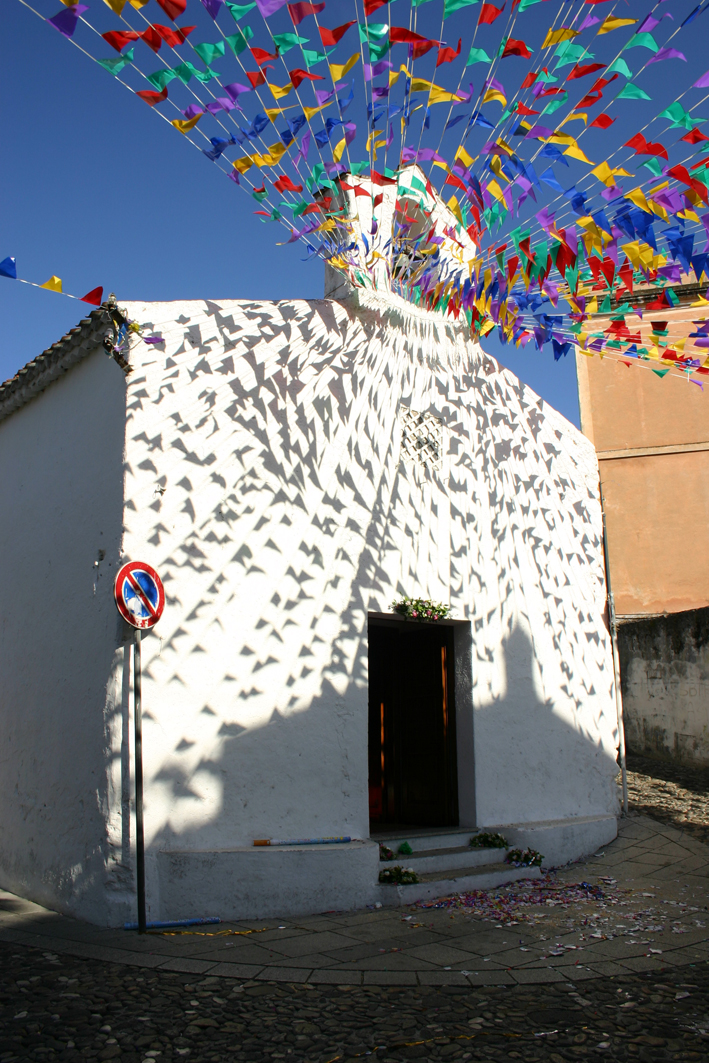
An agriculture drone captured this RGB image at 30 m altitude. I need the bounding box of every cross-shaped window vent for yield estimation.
[400,408,443,470]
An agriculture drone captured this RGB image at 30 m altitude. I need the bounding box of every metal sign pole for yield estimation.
[133,629,147,934]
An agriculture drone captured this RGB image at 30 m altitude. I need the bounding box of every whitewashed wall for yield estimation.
[0,352,128,924]
[116,292,617,920]
[0,290,619,925]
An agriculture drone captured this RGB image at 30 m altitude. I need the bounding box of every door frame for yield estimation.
[367,612,475,830]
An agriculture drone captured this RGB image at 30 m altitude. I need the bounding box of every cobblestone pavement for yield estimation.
[2,762,709,1062]
[1,937,708,1062]
[627,754,709,847]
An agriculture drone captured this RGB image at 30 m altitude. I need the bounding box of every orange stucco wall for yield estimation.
[576,351,709,616]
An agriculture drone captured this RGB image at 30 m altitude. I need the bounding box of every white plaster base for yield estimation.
[153,816,617,923]
[156,841,380,921]
[493,814,619,868]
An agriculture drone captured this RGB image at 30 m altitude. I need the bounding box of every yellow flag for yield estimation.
[252,141,288,167]
[624,187,653,213]
[233,157,253,174]
[171,114,202,134]
[486,180,506,204]
[304,104,326,120]
[483,88,506,107]
[41,276,62,293]
[597,16,637,34]
[592,161,632,186]
[269,82,293,100]
[329,53,359,82]
[102,0,129,12]
[332,137,348,164]
[447,195,463,226]
[541,27,578,47]
[558,112,587,127]
[455,146,474,169]
[429,85,465,104]
[563,141,593,165]
[130,0,149,6]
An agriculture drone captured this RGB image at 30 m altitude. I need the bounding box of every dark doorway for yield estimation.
[368,619,458,829]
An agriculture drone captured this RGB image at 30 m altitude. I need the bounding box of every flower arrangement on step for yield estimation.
[469,832,509,850]
[379,866,420,885]
[506,848,544,868]
[379,844,395,861]
[391,596,451,622]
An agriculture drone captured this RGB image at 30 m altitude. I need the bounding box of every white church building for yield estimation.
[0,173,620,927]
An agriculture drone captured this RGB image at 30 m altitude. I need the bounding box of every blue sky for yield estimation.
[2,1,707,428]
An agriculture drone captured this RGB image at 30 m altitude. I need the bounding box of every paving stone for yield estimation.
[363,971,419,985]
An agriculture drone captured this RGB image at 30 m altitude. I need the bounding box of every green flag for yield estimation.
[194,41,225,66]
[624,32,658,53]
[606,58,632,78]
[147,68,177,90]
[272,32,308,55]
[98,47,133,75]
[659,101,701,130]
[225,26,254,55]
[616,84,651,101]
[443,0,478,16]
[226,1,256,21]
[466,46,491,66]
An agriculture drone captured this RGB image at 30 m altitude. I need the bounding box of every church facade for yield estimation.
[0,281,619,926]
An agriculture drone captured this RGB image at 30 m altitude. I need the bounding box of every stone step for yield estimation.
[373,827,477,853]
[375,861,543,907]
[380,844,507,875]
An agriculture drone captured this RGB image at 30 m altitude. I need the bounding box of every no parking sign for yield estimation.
[114,560,165,934]
[114,561,165,630]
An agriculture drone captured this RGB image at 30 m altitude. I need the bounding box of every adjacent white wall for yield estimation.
[0,290,619,925]
[0,351,128,923]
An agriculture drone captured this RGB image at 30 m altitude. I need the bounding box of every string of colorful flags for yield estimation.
[0,255,103,305]
[10,0,709,382]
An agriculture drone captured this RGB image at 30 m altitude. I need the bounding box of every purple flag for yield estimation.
[363,59,394,80]
[182,104,205,118]
[255,0,289,16]
[225,82,251,101]
[206,97,236,113]
[48,4,88,38]
[693,70,709,88]
[201,0,223,15]
[647,47,686,64]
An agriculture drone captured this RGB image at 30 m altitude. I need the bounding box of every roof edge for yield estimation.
[0,306,114,426]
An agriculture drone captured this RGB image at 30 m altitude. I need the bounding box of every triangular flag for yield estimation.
[41,276,62,293]
[81,287,104,306]
[0,256,17,280]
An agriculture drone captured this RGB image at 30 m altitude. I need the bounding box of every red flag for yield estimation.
[625,133,668,160]
[364,0,389,14]
[520,70,539,89]
[102,30,139,52]
[289,67,324,87]
[153,23,195,47]
[478,3,505,25]
[136,86,169,106]
[589,113,614,129]
[274,174,304,193]
[319,21,356,47]
[618,260,634,294]
[501,38,531,59]
[247,69,270,88]
[370,170,397,186]
[681,128,709,145]
[140,27,163,53]
[444,173,467,191]
[287,1,325,25]
[373,193,385,207]
[412,40,438,59]
[155,0,186,20]
[436,38,461,66]
[251,47,279,65]
[340,183,371,198]
[566,62,606,81]
[516,102,539,116]
[81,287,103,306]
[389,27,437,45]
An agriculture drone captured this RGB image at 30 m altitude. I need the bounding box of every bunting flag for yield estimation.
[15,0,709,382]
